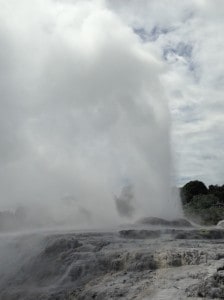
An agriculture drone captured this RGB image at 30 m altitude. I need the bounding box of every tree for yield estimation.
[184,194,224,225]
[208,185,224,204]
[187,194,219,210]
[180,180,208,205]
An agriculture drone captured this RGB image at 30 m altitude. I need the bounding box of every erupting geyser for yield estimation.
[0,0,182,229]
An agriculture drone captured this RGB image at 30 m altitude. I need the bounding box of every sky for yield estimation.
[0,0,223,226]
[109,0,224,186]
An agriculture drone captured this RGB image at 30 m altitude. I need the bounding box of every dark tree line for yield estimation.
[180,180,224,225]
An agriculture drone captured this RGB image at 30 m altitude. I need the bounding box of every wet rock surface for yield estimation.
[119,229,161,239]
[1,225,224,299]
[186,265,224,299]
[174,229,224,240]
[136,217,193,227]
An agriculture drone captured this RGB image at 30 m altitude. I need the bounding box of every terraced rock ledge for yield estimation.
[0,221,224,299]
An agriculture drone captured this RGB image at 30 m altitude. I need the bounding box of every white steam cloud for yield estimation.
[0,0,181,228]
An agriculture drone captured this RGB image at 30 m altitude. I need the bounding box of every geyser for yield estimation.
[0,0,182,228]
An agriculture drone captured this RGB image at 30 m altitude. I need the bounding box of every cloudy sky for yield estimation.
[0,0,223,225]
[111,0,224,186]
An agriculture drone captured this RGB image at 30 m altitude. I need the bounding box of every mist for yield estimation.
[0,0,182,229]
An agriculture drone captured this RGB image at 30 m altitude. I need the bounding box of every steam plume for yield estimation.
[0,0,181,228]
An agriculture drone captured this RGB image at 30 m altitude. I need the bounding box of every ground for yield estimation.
[0,223,224,299]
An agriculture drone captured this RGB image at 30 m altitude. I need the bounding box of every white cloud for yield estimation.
[111,0,224,186]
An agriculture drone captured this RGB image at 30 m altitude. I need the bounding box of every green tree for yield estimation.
[208,185,224,204]
[180,180,208,205]
[184,194,224,225]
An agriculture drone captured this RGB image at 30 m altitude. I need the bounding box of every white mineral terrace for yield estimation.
[0,219,224,299]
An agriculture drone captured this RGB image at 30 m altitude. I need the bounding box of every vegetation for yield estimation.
[180,180,208,205]
[180,181,224,225]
